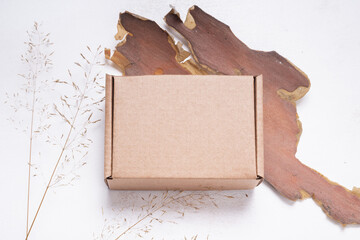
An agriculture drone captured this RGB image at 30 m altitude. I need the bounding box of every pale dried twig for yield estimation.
[7,23,105,239]
[5,22,54,235]
[94,191,239,240]
[25,46,104,239]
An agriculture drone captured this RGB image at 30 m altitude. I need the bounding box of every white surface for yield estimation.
[1,0,360,239]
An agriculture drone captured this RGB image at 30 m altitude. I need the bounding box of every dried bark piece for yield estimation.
[107,11,207,76]
[165,5,360,224]
[107,7,360,225]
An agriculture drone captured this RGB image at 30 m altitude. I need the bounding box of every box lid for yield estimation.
[105,74,264,190]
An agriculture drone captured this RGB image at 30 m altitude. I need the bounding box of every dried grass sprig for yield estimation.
[94,191,238,240]
[8,22,104,240]
[25,46,104,240]
[4,22,54,235]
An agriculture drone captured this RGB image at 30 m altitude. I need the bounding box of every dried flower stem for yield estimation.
[25,55,96,240]
[95,189,236,239]
[114,191,205,240]
[23,22,52,236]
[26,80,36,235]
[25,105,78,240]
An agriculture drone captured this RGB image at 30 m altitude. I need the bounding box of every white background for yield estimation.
[1,0,360,239]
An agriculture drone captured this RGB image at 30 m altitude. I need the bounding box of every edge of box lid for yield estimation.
[107,177,261,190]
[255,75,264,181]
[104,74,114,186]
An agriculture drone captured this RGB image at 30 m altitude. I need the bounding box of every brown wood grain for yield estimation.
[107,6,360,225]
[108,12,208,76]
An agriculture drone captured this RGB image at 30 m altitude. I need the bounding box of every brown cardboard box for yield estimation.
[104,74,264,190]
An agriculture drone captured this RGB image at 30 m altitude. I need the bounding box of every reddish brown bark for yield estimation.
[106,6,360,225]
[107,12,207,76]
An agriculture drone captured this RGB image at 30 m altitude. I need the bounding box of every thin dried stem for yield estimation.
[25,48,102,239]
[19,22,53,236]
[26,79,36,235]
[10,22,102,239]
[25,92,82,239]
[95,190,237,239]
[114,191,200,240]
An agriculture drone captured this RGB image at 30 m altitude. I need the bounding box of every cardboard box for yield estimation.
[104,74,264,190]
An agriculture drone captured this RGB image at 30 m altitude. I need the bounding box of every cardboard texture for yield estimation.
[105,74,264,190]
